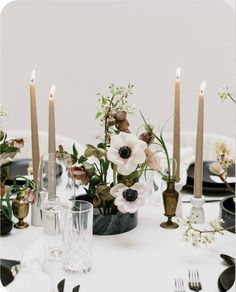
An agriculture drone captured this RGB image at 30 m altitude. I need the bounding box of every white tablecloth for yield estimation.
[1,196,235,292]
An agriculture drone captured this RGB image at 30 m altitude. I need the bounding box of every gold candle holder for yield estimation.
[160,180,179,229]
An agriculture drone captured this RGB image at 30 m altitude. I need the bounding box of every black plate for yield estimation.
[185,161,235,195]
[0,265,14,287]
[0,258,20,270]
[187,161,235,188]
[218,266,235,292]
[0,258,20,287]
[4,159,63,186]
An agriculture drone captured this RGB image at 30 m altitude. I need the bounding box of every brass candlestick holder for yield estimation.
[160,180,179,229]
[12,190,29,229]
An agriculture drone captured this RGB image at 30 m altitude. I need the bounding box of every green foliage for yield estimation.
[117,170,140,187]
[0,176,36,223]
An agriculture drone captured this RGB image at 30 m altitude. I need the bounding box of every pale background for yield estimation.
[0,0,235,148]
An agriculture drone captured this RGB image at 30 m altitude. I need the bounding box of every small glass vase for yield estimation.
[160,180,179,229]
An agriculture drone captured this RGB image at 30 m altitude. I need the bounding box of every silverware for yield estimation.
[188,269,202,291]
[220,254,235,266]
[57,279,65,292]
[175,278,185,292]
[72,284,80,292]
[183,199,221,203]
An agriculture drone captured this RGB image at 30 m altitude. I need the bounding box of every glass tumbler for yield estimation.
[61,200,93,274]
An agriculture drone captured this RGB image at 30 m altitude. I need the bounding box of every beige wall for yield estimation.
[1,0,235,148]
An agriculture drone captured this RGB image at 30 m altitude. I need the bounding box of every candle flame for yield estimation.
[50,85,56,97]
[200,81,206,93]
[176,67,181,79]
[31,69,36,83]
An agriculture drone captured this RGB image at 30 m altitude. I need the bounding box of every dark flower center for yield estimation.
[118,146,132,159]
[122,189,138,202]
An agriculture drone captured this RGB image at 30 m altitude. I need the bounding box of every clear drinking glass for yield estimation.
[61,200,93,274]
[41,199,62,261]
[38,153,74,261]
[38,153,75,202]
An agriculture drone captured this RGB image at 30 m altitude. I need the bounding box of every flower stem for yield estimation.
[228,93,236,104]
[113,164,117,186]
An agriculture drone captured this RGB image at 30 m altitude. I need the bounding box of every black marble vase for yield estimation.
[93,208,138,235]
[220,196,235,233]
[75,195,138,235]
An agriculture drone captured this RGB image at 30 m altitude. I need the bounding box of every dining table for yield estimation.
[1,188,235,292]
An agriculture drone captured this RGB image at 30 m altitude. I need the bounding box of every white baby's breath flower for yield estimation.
[218,86,231,101]
[0,105,7,117]
[215,142,230,157]
[209,161,224,176]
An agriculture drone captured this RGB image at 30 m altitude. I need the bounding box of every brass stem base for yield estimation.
[14,221,29,229]
[160,221,179,229]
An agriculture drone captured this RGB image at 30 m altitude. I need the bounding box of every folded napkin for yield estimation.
[6,238,54,292]
[158,143,195,168]
[0,282,9,292]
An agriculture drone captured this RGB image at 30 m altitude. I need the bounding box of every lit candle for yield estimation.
[30,70,40,182]
[48,85,56,154]
[193,81,206,198]
[173,67,181,181]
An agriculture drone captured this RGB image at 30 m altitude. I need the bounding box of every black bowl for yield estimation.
[220,196,235,233]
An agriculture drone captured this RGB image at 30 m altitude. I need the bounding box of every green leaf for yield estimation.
[83,162,95,177]
[72,143,78,157]
[97,142,106,149]
[78,155,87,164]
[93,148,106,159]
[96,184,114,202]
[90,175,101,187]
[84,147,95,157]
[95,111,102,119]
[101,159,110,174]
[117,170,140,187]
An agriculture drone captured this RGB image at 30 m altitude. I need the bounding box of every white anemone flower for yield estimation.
[110,182,147,213]
[107,132,147,175]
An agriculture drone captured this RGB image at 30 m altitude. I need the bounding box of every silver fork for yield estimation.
[188,269,202,291]
[175,278,185,292]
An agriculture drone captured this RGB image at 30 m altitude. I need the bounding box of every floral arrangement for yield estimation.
[0,130,24,191]
[59,84,170,215]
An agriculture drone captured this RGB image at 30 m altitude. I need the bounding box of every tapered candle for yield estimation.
[30,70,40,182]
[173,67,181,181]
[48,85,56,200]
[48,85,56,154]
[193,81,206,198]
